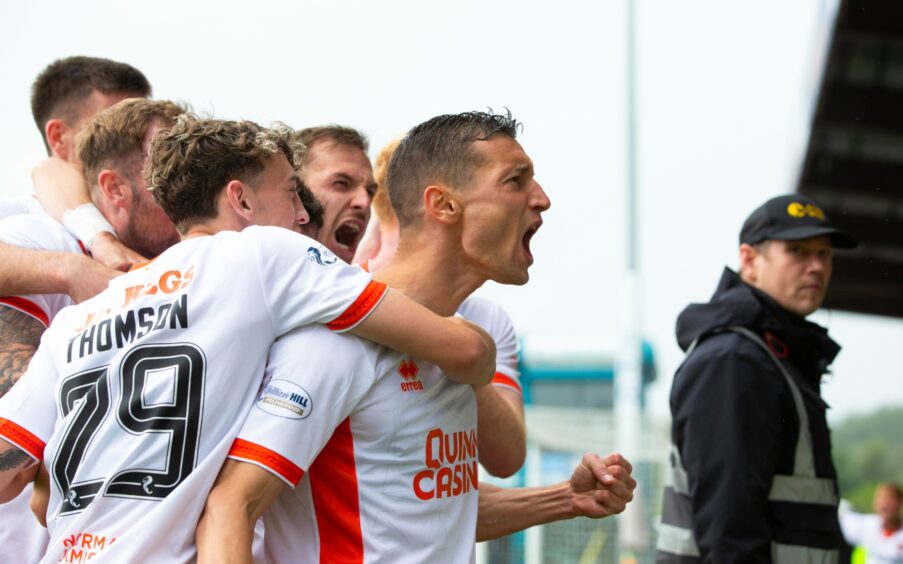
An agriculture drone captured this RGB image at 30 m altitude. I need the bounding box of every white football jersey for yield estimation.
[457,296,522,395]
[840,510,903,563]
[232,324,478,564]
[0,213,88,563]
[0,195,43,219]
[0,226,385,563]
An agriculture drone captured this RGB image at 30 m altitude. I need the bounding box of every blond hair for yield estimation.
[146,115,305,232]
[371,137,402,225]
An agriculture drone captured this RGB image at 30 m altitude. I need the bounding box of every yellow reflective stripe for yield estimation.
[768,474,838,505]
[772,542,839,564]
[656,523,700,557]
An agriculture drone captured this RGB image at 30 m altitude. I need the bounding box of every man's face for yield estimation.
[60,90,142,164]
[114,123,180,258]
[301,141,376,262]
[873,486,902,521]
[457,135,551,285]
[246,153,309,232]
[745,236,834,317]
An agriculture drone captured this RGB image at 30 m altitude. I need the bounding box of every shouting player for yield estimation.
[0,115,495,562]
[197,111,635,563]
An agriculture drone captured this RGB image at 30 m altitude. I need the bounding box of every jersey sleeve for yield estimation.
[249,227,387,336]
[487,305,522,394]
[0,215,82,325]
[228,326,377,487]
[0,339,60,461]
[458,297,522,394]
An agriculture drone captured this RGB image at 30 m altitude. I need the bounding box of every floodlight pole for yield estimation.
[614,0,647,558]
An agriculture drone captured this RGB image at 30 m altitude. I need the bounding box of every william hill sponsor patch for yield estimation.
[256,379,312,420]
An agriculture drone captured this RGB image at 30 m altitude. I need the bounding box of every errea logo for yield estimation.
[786,202,825,220]
[398,359,424,392]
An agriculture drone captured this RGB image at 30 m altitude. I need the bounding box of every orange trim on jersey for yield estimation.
[359,260,371,273]
[228,438,304,487]
[0,297,49,327]
[309,418,364,562]
[491,372,522,393]
[327,281,388,332]
[0,418,45,461]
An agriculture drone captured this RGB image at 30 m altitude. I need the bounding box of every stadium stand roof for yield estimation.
[798,0,903,318]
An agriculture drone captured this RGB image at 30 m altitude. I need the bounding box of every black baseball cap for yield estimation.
[739,194,858,249]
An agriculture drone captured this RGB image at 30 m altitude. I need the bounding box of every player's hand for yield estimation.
[569,452,636,518]
[29,464,50,527]
[63,253,121,303]
[90,231,147,272]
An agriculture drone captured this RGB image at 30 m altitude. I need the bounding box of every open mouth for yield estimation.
[522,222,541,261]
[334,220,363,251]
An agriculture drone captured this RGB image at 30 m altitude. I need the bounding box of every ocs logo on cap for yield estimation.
[256,379,313,420]
[786,202,825,220]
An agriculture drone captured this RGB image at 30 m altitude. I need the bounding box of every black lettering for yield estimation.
[96,319,113,352]
[114,311,137,348]
[79,325,96,359]
[136,308,154,339]
[169,295,188,329]
[153,304,172,331]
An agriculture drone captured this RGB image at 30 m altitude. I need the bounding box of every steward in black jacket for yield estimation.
[656,194,857,564]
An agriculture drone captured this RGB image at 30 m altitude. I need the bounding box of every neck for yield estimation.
[884,516,902,532]
[374,231,486,316]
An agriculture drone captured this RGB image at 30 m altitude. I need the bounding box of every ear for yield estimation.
[422,185,460,225]
[224,180,255,222]
[44,119,68,160]
[738,243,758,283]
[96,169,130,206]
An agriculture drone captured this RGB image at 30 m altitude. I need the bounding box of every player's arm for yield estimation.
[0,438,39,504]
[32,157,146,271]
[0,307,44,398]
[0,242,119,303]
[197,459,285,564]
[350,290,496,386]
[475,385,525,477]
[476,452,635,541]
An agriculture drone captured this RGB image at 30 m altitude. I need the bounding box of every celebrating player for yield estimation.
[196,111,634,563]
[0,115,495,562]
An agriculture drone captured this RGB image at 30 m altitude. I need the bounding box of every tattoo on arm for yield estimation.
[0,306,44,398]
[0,448,30,471]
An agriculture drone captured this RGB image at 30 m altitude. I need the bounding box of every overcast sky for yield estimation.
[1,0,900,423]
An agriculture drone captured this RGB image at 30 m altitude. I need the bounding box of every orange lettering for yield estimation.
[436,467,453,499]
[425,428,442,468]
[413,470,434,500]
[159,271,181,293]
[122,286,143,307]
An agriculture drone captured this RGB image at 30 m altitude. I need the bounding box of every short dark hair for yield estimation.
[146,116,304,233]
[294,125,368,168]
[77,99,186,198]
[31,56,151,151]
[297,179,324,231]
[387,110,519,227]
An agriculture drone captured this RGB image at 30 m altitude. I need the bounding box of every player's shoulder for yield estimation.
[0,213,78,251]
[457,295,512,326]
[271,323,382,367]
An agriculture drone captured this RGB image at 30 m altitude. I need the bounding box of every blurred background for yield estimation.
[1,0,901,561]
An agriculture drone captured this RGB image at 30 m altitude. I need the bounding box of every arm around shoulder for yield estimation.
[350,289,496,385]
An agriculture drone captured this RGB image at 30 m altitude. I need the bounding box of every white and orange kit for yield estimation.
[231,323,479,564]
[457,295,522,396]
[0,226,385,563]
[0,213,89,563]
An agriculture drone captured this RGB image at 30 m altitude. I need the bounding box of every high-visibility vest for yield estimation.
[655,326,840,564]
